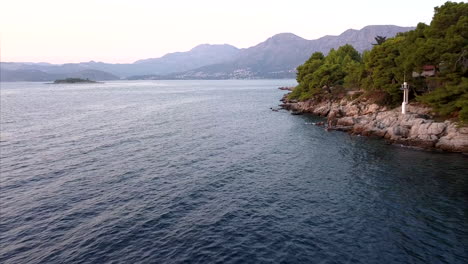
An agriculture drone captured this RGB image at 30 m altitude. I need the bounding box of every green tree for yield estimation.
[373,35,387,45]
[361,37,406,104]
[291,52,325,100]
[296,52,324,84]
[290,45,362,100]
[417,1,468,121]
[418,78,468,122]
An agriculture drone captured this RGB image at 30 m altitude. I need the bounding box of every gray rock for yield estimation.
[280,96,468,153]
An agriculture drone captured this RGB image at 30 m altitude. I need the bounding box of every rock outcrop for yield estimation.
[281,96,468,153]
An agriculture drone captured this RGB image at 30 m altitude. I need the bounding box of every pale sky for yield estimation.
[0,0,451,64]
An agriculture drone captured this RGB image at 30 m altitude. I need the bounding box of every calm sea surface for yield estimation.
[1,80,467,264]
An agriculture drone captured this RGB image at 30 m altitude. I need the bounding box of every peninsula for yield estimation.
[281,1,468,153]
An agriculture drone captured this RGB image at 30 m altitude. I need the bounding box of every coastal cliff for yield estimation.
[281,95,468,153]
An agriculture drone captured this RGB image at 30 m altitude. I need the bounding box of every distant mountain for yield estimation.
[0,44,240,81]
[134,44,240,72]
[126,33,314,80]
[1,25,414,81]
[0,68,119,82]
[61,44,240,77]
[310,25,414,53]
[162,25,414,79]
[0,69,53,82]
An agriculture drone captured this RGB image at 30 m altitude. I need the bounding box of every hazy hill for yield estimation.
[0,69,54,82]
[230,33,314,74]
[311,25,415,52]
[0,68,119,82]
[0,44,240,81]
[70,44,240,76]
[134,44,240,71]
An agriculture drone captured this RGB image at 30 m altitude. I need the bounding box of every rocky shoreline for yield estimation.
[280,94,468,153]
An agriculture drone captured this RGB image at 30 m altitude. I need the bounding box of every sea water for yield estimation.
[1,80,467,263]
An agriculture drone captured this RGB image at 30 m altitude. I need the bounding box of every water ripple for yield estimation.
[1,80,467,264]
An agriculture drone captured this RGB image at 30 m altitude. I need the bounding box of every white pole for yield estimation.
[406,88,409,104]
[402,82,407,114]
[405,82,408,104]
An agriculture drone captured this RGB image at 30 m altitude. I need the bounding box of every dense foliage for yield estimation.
[290,1,468,122]
[290,45,361,100]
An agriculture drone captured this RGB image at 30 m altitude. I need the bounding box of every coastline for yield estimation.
[280,94,468,154]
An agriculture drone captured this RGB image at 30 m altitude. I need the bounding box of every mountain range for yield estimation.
[1,25,414,81]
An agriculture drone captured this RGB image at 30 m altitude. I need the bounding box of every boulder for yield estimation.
[337,117,355,126]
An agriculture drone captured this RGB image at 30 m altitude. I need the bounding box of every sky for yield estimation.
[0,0,452,64]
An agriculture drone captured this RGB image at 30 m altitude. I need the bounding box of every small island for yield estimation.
[53,78,99,84]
